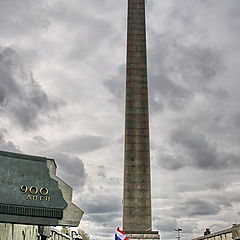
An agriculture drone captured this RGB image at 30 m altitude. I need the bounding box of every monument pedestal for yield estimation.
[126,231,160,240]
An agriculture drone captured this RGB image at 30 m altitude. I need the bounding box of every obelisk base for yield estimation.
[126,231,160,240]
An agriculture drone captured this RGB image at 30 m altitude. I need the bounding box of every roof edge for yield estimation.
[0,150,54,163]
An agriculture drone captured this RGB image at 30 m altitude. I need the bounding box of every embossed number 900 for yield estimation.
[20,185,49,196]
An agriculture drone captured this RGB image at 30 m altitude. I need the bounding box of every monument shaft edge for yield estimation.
[123,0,152,233]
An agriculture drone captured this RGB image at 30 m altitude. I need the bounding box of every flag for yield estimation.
[115,227,128,240]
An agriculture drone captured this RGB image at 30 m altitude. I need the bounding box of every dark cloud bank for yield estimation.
[158,126,240,171]
[0,46,59,130]
[54,152,87,189]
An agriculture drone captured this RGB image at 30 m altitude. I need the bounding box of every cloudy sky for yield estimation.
[1,0,240,239]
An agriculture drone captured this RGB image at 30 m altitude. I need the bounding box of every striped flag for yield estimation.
[115,227,129,240]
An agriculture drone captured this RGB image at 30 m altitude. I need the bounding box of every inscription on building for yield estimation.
[20,185,51,201]
[0,150,68,226]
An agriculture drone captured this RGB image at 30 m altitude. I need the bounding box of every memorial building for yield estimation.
[0,150,83,239]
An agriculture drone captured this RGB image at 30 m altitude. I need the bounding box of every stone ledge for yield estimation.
[126,232,160,240]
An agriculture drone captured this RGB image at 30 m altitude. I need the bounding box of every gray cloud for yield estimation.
[147,33,223,114]
[81,195,121,214]
[0,129,20,152]
[0,1,51,39]
[97,165,106,178]
[55,135,109,154]
[175,179,227,193]
[33,135,48,144]
[230,193,240,204]
[171,128,219,169]
[84,212,120,225]
[104,64,125,109]
[149,73,192,113]
[154,216,177,233]
[173,198,221,217]
[214,195,232,208]
[54,152,87,189]
[174,45,221,85]
[157,126,240,171]
[0,46,60,130]
[156,152,184,171]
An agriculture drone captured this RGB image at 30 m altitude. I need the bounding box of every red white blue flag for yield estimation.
[115,227,128,240]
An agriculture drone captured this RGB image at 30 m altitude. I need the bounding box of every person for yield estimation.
[204,228,211,236]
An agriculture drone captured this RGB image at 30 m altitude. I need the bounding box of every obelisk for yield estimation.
[123,0,160,240]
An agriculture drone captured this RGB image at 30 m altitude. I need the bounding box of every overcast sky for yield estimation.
[1,0,240,239]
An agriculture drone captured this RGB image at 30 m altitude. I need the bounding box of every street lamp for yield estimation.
[175,228,182,240]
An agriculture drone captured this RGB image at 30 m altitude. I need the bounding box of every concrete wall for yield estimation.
[0,223,71,240]
[0,223,38,240]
